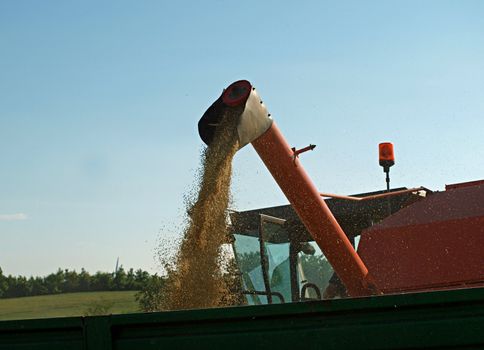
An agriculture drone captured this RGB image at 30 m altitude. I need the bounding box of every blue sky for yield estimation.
[1,1,483,276]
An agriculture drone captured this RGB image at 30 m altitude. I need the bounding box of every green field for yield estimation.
[0,291,140,321]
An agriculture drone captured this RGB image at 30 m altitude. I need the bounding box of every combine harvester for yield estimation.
[1,80,483,349]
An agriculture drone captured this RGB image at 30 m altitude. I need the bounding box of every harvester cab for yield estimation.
[229,211,332,304]
[228,188,426,304]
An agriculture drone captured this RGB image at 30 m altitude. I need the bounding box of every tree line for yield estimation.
[0,266,163,299]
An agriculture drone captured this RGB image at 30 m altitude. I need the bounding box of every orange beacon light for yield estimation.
[379,142,395,169]
[379,142,395,191]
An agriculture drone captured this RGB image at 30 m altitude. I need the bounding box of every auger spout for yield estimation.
[198,80,273,149]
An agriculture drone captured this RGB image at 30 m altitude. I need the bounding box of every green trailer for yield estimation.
[1,287,483,349]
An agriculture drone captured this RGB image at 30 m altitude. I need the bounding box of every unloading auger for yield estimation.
[198,80,377,297]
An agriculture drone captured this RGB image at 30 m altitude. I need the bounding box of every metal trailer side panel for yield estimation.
[2,288,483,349]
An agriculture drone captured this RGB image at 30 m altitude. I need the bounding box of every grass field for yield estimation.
[0,291,140,321]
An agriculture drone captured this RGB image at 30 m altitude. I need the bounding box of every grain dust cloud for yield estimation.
[159,108,243,310]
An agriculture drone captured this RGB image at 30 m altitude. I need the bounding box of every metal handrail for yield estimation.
[300,282,322,301]
[241,290,285,304]
[259,214,286,304]
[320,187,425,201]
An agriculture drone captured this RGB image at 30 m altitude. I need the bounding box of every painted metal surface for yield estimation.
[0,317,83,350]
[251,123,374,297]
[0,288,483,349]
[359,181,484,293]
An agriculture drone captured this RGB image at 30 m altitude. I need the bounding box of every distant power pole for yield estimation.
[114,257,120,276]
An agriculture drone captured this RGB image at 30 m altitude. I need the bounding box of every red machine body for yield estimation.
[358,180,484,293]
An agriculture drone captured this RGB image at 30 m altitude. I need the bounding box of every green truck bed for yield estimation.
[1,287,483,349]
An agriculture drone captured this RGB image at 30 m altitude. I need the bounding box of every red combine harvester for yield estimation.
[1,79,483,350]
[199,80,484,303]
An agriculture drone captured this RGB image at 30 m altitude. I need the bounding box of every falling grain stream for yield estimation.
[161,109,241,310]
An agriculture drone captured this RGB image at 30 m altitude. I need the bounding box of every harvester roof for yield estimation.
[230,187,429,244]
[365,179,484,230]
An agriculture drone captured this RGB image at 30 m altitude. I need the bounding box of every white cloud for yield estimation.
[0,213,28,221]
